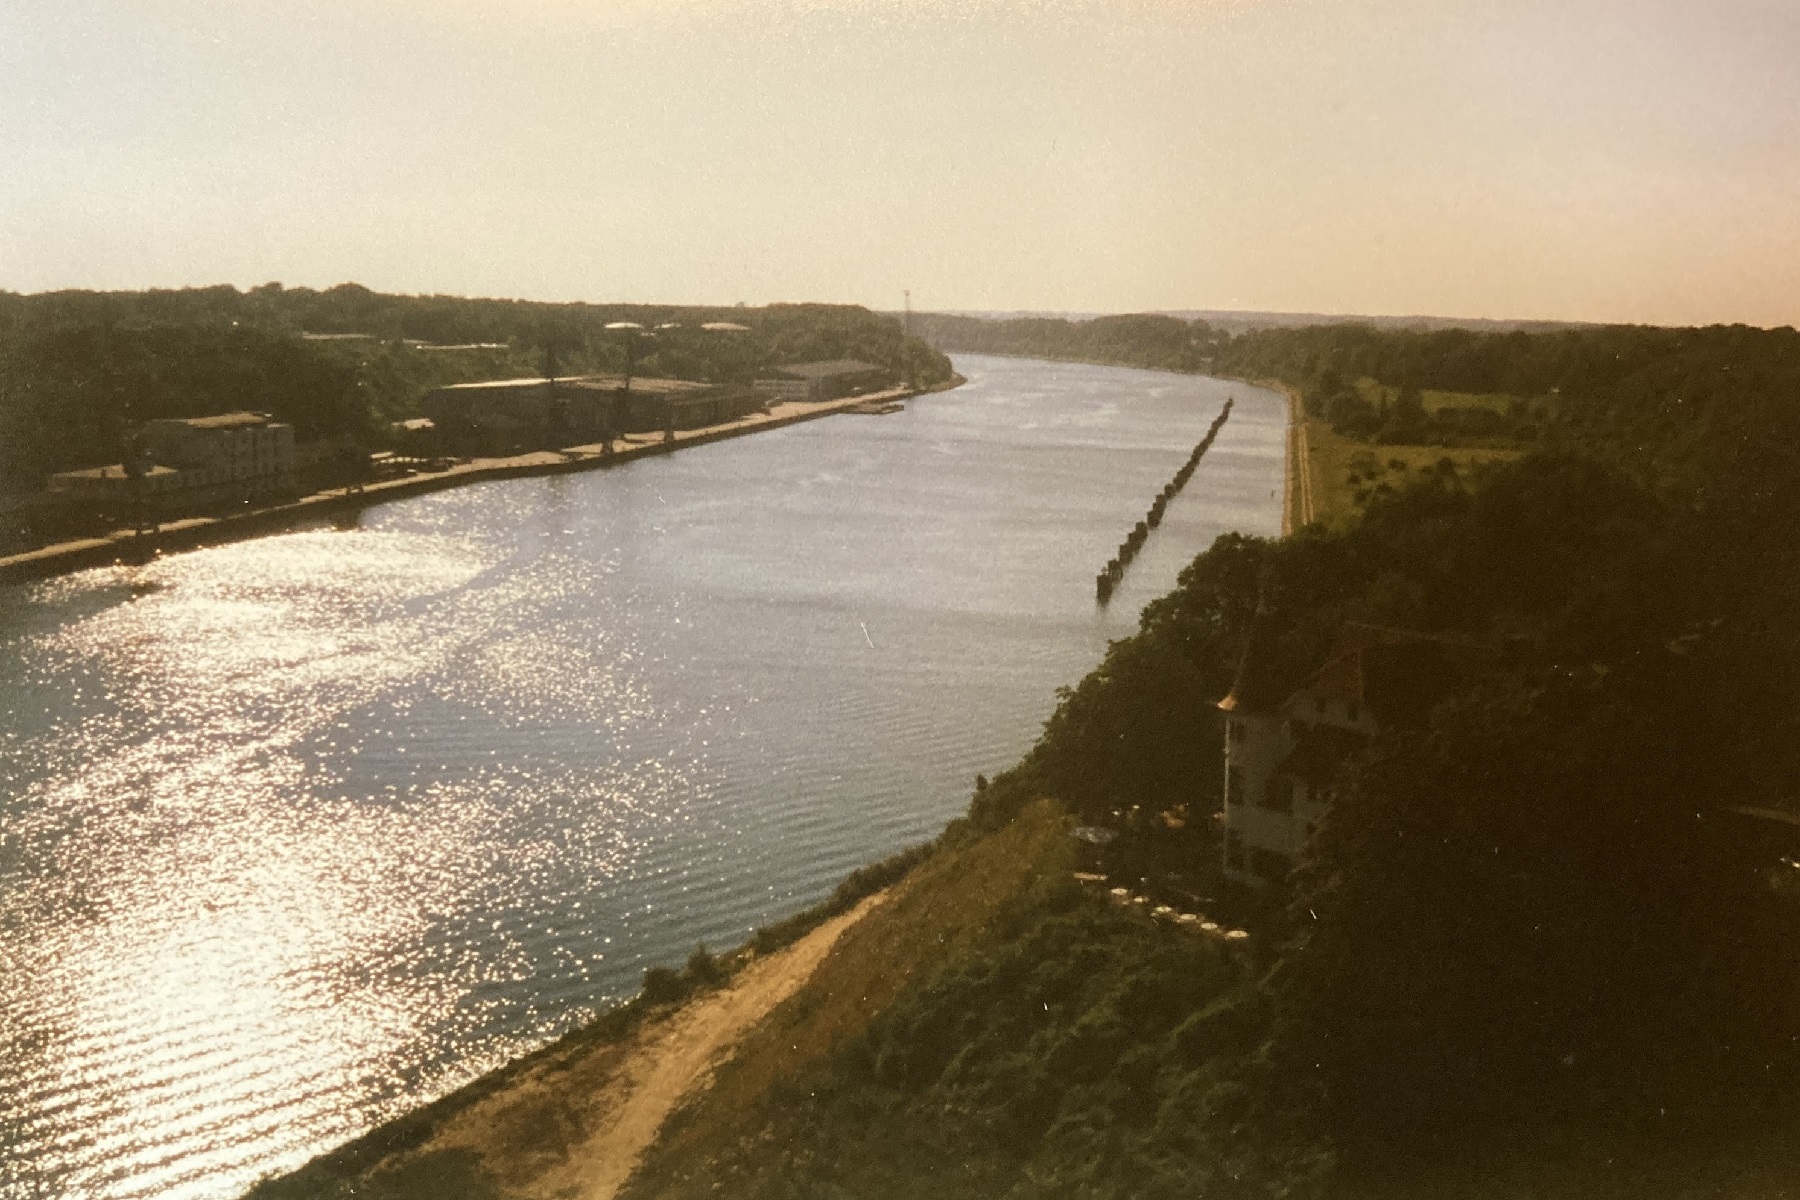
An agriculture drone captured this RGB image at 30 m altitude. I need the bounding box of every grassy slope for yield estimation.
[242,847,932,1200]
[618,801,1270,1200]
[239,814,1061,1200]
[243,1012,630,1200]
[618,800,1080,1197]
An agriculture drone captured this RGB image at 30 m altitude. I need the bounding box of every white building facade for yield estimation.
[1218,623,1441,887]
[141,412,296,492]
[50,412,296,502]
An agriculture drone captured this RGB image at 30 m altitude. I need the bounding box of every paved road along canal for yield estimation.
[0,356,1285,1199]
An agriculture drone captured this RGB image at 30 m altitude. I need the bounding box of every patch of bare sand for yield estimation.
[406,890,891,1200]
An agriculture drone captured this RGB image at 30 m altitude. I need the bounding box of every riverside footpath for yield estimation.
[0,386,926,587]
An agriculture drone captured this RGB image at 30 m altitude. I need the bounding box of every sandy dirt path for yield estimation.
[545,891,890,1200]
[397,890,891,1199]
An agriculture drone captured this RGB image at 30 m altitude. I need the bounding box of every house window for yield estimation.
[1225,830,1246,870]
[1226,766,1243,807]
[1229,720,1245,743]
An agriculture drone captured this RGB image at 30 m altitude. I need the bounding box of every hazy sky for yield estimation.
[3,0,1797,325]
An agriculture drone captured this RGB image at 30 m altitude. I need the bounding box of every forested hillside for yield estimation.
[0,285,953,494]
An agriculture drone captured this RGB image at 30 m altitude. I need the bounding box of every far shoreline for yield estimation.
[0,377,964,589]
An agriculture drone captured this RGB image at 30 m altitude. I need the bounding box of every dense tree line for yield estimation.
[0,285,953,494]
[1301,375,1545,447]
[912,312,1231,374]
[1214,320,1800,474]
[1209,320,1799,411]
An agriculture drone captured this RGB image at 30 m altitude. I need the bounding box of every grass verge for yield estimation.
[1304,417,1519,530]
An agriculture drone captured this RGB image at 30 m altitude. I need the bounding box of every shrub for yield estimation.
[684,944,723,988]
[642,965,688,1005]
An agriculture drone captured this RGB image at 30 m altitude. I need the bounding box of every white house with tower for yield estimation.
[1218,621,1474,887]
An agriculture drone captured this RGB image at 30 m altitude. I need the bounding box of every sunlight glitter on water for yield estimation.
[3,530,672,1197]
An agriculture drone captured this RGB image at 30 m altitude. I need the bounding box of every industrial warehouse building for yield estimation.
[752,360,891,403]
[50,412,296,503]
[420,375,765,455]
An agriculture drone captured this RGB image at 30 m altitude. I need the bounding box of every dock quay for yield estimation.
[0,385,923,588]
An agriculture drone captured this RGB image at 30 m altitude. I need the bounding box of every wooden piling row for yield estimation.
[1096,397,1233,604]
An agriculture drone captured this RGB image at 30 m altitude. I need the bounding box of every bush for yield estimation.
[642,965,688,1005]
[685,944,723,988]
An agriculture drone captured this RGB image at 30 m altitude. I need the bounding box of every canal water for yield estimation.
[0,356,1284,1199]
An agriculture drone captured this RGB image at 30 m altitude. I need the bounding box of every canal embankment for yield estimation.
[1263,378,1314,535]
[0,384,938,588]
